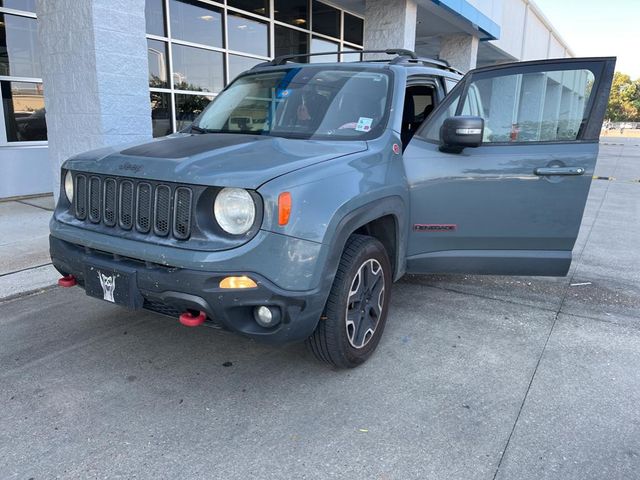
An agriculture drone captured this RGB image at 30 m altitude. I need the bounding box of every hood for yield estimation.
[64,133,367,189]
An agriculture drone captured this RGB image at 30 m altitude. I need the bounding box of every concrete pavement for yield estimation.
[1,139,639,479]
[0,195,58,301]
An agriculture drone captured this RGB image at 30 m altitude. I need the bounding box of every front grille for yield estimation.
[72,173,193,240]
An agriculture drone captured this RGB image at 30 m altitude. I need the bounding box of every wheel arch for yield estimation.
[324,196,407,285]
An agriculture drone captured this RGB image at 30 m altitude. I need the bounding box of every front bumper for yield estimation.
[50,236,326,344]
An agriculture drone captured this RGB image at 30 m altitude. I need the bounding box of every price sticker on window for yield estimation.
[355,117,373,132]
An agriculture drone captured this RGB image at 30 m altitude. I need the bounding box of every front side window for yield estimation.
[195,67,391,140]
[424,67,596,144]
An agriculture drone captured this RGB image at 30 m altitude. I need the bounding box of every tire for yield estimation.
[306,234,392,369]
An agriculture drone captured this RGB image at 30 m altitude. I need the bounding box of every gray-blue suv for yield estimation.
[50,50,616,368]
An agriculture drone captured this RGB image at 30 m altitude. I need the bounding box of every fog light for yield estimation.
[254,305,280,328]
[219,276,257,289]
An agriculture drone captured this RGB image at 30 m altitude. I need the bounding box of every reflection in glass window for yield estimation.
[144,0,166,36]
[175,93,214,131]
[0,0,36,12]
[310,37,338,63]
[150,92,173,138]
[228,55,263,82]
[147,39,169,88]
[0,13,40,78]
[227,0,269,17]
[274,0,308,27]
[275,25,308,60]
[227,13,268,57]
[171,44,224,93]
[343,13,364,45]
[312,1,340,38]
[471,69,595,142]
[195,68,391,140]
[424,68,596,144]
[1,81,47,142]
[169,0,222,47]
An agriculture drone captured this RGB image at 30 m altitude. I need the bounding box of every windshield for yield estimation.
[193,67,392,140]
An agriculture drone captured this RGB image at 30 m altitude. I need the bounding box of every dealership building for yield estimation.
[0,0,573,199]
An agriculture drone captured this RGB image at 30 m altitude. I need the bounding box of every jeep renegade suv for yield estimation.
[50,50,615,368]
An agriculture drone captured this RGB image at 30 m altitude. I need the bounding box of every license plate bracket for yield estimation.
[84,262,143,309]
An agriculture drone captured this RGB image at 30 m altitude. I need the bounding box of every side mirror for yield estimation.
[439,116,484,153]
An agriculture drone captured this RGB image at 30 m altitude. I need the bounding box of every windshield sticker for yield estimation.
[355,117,373,132]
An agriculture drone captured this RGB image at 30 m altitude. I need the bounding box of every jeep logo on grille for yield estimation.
[119,162,143,173]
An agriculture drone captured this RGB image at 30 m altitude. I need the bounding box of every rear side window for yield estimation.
[424,68,596,144]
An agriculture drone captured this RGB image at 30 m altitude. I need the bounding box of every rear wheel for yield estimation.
[306,234,392,368]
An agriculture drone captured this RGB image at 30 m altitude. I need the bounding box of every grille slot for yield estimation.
[88,176,101,223]
[119,180,134,230]
[136,183,152,233]
[154,185,172,237]
[103,178,117,227]
[173,187,193,240]
[74,174,87,220]
[70,174,193,240]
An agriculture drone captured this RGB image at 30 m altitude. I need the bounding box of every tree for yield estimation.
[606,72,640,122]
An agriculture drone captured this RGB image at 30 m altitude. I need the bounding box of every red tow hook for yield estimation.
[179,310,206,327]
[58,275,77,288]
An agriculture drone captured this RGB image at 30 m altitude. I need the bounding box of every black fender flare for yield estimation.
[320,195,407,293]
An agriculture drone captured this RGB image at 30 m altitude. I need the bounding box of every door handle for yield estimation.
[534,166,585,176]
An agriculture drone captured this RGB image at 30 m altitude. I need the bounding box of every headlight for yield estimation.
[214,188,256,235]
[64,171,74,203]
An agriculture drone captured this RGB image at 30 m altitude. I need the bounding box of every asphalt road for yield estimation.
[2,139,639,479]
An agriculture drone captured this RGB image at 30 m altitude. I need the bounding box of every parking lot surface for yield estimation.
[1,139,639,479]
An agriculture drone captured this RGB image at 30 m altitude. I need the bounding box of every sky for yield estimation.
[534,0,640,79]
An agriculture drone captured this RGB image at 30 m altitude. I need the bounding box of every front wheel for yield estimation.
[306,234,392,368]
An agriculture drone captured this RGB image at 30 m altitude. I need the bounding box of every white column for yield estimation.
[36,0,152,200]
[363,0,417,56]
[439,34,479,72]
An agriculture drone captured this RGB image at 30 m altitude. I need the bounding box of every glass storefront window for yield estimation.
[310,37,338,63]
[227,0,269,17]
[175,93,214,131]
[169,0,222,48]
[171,44,224,93]
[344,13,364,45]
[228,54,263,82]
[145,0,363,136]
[227,13,268,57]
[150,92,173,138]
[341,46,362,62]
[147,39,169,88]
[274,0,308,27]
[312,1,340,38]
[0,13,40,78]
[275,25,308,60]
[144,0,166,36]
[1,81,46,142]
[0,0,36,12]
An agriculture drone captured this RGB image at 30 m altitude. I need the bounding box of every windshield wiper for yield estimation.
[190,125,208,134]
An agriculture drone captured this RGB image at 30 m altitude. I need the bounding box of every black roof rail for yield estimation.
[390,55,463,74]
[253,48,417,68]
[250,48,462,74]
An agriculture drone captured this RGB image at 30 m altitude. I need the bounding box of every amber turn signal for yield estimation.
[219,276,258,289]
[278,192,292,225]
